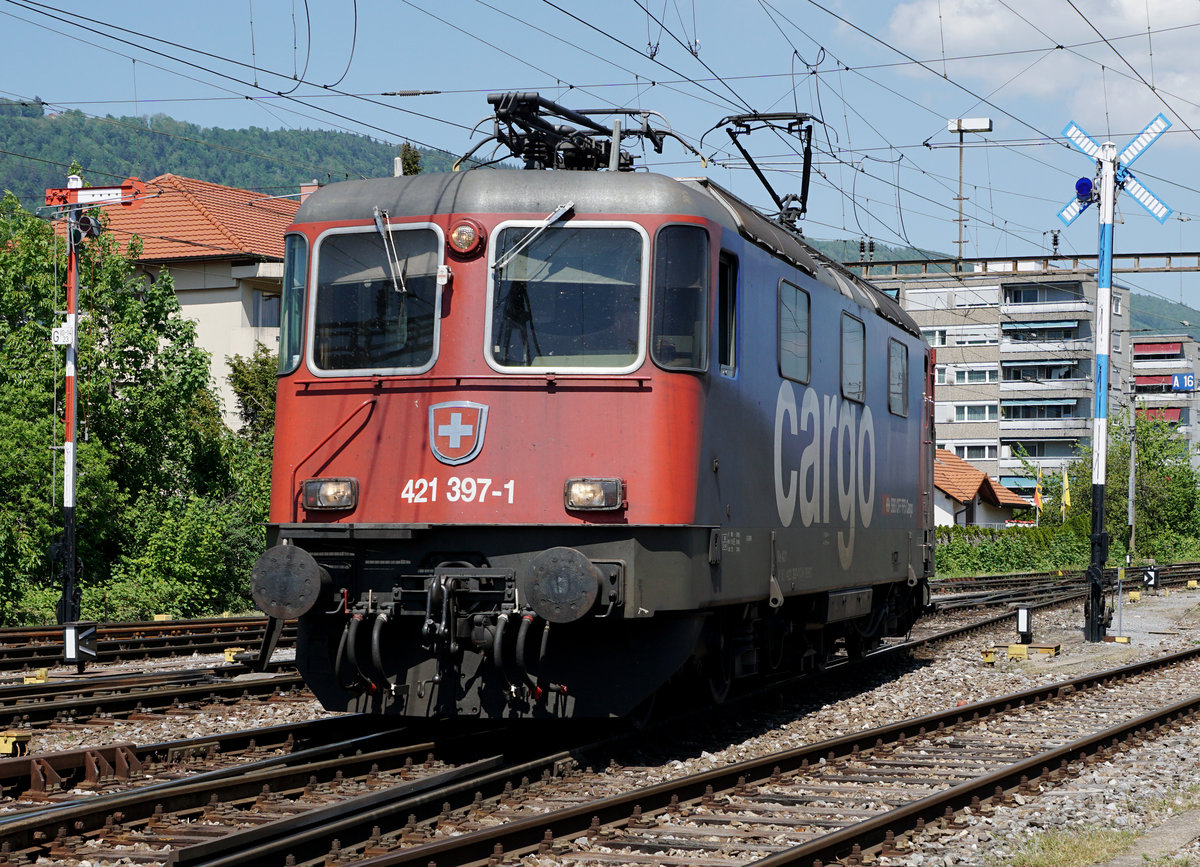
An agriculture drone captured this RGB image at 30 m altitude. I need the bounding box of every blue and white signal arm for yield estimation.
[1058,114,1172,227]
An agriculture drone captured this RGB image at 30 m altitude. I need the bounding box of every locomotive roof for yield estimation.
[296,170,920,339]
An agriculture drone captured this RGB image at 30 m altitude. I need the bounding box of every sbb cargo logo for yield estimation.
[429,401,489,465]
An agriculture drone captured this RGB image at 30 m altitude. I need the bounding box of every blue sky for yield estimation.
[3,0,1200,307]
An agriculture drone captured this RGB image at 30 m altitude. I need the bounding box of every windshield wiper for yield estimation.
[493,201,574,272]
[373,207,409,295]
[373,206,409,344]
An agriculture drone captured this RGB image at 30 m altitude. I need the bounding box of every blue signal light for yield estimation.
[1076,177,1094,201]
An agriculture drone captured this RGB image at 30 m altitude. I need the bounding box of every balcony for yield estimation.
[999,378,1090,397]
[1000,299,1093,318]
[998,456,1079,480]
[1133,359,1189,371]
[1001,338,1092,355]
[999,418,1090,437]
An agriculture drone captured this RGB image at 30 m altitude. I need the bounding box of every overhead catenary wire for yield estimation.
[3,0,1197,304]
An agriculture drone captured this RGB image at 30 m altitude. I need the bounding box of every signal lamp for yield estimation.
[564,477,625,511]
[1075,177,1094,202]
[448,219,484,256]
[302,477,359,510]
[70,213,103,245]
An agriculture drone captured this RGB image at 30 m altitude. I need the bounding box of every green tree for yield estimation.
[225,342,277,438]
[399,141,422,176]
[98,346,277,621]
[0,190,264,623]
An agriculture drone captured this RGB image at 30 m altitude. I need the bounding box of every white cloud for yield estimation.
[884,0,1200,141]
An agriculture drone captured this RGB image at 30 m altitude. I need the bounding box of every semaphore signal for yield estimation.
[44,175,145,665]
[1056,113,1171,643]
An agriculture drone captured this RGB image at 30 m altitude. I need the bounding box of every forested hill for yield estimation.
[0,100,456,208]
[1127,291,1200,344]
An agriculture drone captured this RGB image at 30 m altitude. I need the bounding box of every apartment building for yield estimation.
[1131,333,1200,464]
[863,262,1130,498]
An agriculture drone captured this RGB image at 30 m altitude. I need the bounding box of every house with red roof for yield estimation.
[934,448,1032,526]
[95,174,305,425]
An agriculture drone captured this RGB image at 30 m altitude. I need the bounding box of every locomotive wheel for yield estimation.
[626,691,656,730]
[705,636,734,704]
[766,614,788,671]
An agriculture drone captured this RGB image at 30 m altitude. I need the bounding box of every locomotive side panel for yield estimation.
[671,229,927,612]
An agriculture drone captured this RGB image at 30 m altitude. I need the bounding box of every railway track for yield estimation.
[0,715,582,866]
[0,716,363,809]
[6,604,1197,866]
[0,664,305,730]
[325,645,1200,867]
[0,617,294,672]
[930,560,1200,610]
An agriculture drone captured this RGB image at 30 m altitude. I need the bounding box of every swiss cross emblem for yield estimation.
[429,401,489,465]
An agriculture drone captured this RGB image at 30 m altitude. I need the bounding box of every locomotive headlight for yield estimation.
[448,219,484,256]
[302,477,359,510]
[564,477,625,511]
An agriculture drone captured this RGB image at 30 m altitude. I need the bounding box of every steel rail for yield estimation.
[0,715,367,808]
[0,623,297,671]
[2,670,305,728]
[0,738,447,856]
[338,644,1200,866]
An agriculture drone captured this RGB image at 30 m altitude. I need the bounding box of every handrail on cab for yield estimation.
[289,398,377,521]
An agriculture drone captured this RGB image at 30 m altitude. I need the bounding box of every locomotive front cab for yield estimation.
[256,179,720,719]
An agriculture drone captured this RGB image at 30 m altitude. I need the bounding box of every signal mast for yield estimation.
[1056,114,1172,641]
[44,174,144,664]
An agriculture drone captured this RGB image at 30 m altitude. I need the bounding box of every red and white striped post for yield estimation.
[44,175,145,626]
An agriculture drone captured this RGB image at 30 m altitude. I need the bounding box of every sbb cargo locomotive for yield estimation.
[252,93,935,719]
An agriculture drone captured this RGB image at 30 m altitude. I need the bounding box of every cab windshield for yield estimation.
[312,226,440,373]
[490,225,643,370]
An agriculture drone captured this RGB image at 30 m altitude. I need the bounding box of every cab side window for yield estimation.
[718,253,738,376]
[888,338,908,416]
[841,313,865,401]
[779,280,810,383]
[652,225,709,371]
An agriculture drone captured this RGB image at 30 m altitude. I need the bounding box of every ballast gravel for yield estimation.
[525,589,1200,866]
[13,594,1200,866]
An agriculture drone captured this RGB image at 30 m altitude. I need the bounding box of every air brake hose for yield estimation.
[515,612,544,697]
[370,609,391,692]
[334,619,356,690]
[493,612,510,683]
[346,612,366,686]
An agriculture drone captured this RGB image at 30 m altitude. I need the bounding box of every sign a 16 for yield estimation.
[1172,373,1195,392]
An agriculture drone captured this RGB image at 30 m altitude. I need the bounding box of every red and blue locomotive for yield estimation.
[252,94,935,719]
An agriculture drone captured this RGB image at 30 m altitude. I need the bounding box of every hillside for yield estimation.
[1126,291,1200,343]
[3,100,1197,341]
[0,100,456,207]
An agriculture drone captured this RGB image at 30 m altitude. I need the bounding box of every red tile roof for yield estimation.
[95,174,299,262]
[934,449,1031,509]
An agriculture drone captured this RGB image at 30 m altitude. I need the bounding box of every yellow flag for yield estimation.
[1061,466,1071,520]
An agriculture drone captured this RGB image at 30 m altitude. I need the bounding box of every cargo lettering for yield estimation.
[774,381,875,568]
